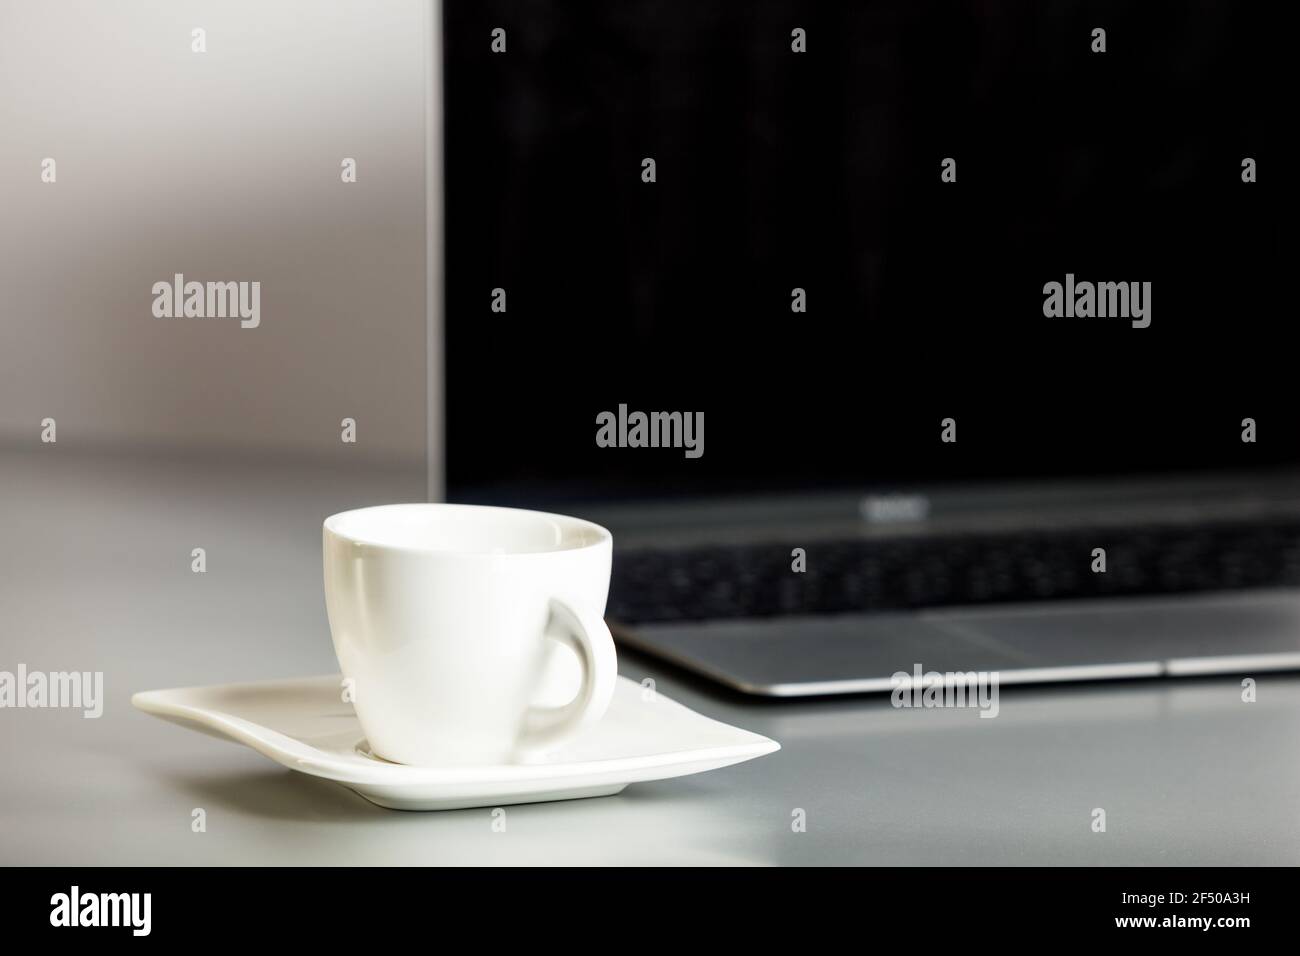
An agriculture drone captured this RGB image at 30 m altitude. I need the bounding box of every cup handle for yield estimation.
[516,596,618,754]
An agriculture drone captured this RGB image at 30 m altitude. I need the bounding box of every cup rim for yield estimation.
[322,502,612,557]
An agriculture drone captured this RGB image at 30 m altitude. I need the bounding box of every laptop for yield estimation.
[431,0,1297,695]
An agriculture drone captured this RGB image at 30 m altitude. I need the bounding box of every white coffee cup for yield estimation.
[323,503,618,766]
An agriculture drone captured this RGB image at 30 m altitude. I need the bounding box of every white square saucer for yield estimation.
[133,675,779,810]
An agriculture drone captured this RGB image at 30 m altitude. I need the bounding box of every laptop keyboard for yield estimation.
[607,518,1300,624]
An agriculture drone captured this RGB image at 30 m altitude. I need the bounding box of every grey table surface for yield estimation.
[2,448,1298,866]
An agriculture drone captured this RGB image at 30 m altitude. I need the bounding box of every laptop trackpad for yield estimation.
[622,613,1029,693]
[928,590,1300,677]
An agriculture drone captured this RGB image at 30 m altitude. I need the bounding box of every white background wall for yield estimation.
[0,0,429,466]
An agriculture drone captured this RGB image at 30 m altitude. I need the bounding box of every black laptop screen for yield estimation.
[443,1,1290,505]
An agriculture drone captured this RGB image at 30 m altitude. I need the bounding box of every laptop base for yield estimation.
[613,589,1300,697]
